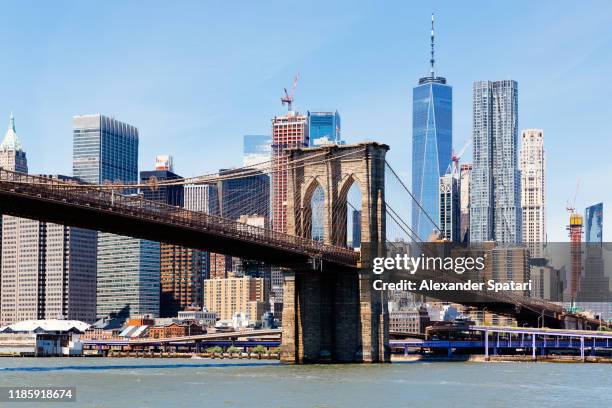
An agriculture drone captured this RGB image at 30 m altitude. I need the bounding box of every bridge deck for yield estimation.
[0,169,359,268]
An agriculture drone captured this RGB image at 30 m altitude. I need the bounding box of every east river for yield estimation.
[0,358,610,407]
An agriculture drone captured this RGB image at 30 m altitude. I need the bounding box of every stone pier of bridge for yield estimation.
[280,142,390,363]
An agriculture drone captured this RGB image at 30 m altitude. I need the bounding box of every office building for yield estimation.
[577,203,610,321]
[73,114,160,320]
[140,168,184,206]
[243,135,272,169]
[0,113,27,173]
[470,80,521,243]
[585,203,603,244]
[439,173,460,242]
[271,111,308,233]
[184,184,219,215]
[520,129,545,256]
[412,15,452,241]
[1,118,97,324]
[459,164,472,242]
[203,276,268,321]
[308,111,341,146]
[184,184,218,280]
[141,164,205,317]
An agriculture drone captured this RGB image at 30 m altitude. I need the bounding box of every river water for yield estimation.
[0,357,610,407]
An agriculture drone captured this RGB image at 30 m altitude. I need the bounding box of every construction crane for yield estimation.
[445,138,471,177]
[566,179,582,305]
[281,73,300,112]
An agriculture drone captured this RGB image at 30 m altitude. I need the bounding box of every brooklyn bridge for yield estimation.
[0,142,599,363]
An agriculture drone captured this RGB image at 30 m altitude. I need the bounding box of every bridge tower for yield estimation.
[281,142,390,363]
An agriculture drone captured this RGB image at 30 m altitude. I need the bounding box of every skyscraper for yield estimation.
[412,14,452,241]
[459,163,472,243]
[73,114,160,320]
[271,111,309,233]
[439,173,460,242]
[0,113,27,173]
[243,135,272,169]
[1,118,96,325]
[585,203,603,244]
[308,111,341,146]
[520,129,545,256]
[470,80,521,243]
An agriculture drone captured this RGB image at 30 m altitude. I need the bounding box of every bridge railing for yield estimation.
[0,168,359,266]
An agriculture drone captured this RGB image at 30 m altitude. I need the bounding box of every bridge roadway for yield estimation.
[0,169,585,327]
[0,169,358,269]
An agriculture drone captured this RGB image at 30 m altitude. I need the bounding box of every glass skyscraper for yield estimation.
[73,114,160,320]
[411,16,452,241]
[470,80,521,243]
[585,203,603,244]
[308,111,341,146]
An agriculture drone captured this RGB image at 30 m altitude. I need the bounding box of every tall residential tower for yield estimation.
[470,80,521,243]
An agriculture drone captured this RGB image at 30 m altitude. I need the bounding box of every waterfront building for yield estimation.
[470,80,521,243]
[203,276,268,321]
[73,114,160,320]
[411,15,452,241]
[520,129,545,256]
[243,135,272,169]
[388,306,430,334]
[439,173,460,242]
[459,164,472,243]
[176,308,218,327]
[307,111,341,146]
[1,117,97,325]
[148,321,204,339]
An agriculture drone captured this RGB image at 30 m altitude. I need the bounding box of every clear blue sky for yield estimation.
[1,0,611,241]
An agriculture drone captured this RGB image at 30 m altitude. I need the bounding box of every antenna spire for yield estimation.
[430,13,435,78]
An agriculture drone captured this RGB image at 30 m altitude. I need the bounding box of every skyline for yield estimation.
[1,1,611,241]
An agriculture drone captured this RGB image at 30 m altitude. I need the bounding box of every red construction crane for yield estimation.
[445,138,471,177]
[281,73,300,112]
